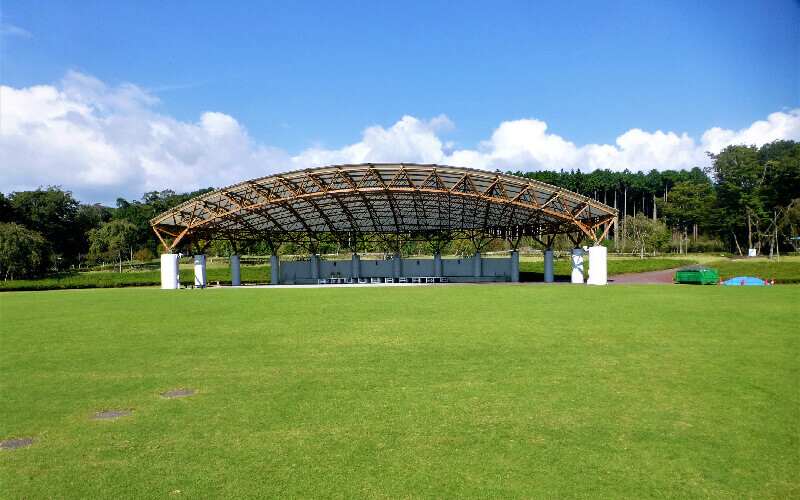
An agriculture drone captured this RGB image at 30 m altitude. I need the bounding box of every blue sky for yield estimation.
[1,1,798,203]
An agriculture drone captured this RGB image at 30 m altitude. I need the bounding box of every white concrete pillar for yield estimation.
[270,255,280,285]
[587,246,608,285]
[230,255,241,286]
[310,254,319,280]
[544,250,554,283]
[393,253,402,279]
[509,251,520,283]
[570,248,584,284]
[194,255,207,288]
[473,252,482,279]
[433,253,442,277]
[161,253,179,289]
[352,253,360,279]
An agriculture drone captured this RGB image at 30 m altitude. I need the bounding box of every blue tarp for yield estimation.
[720,276,767,286]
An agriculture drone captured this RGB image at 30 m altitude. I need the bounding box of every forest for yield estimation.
[1,141,798,279]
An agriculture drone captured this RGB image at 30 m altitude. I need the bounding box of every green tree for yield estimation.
[5,187,86,264]
[777,199,800,253]
[114,188,214,253]
[657,181,715,251]
[0,222,52,279]
[88,220,138,272]
[623,214,668,258]
[706,145,765,254]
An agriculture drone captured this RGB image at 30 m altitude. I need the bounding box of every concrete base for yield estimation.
[194,255,207,288]
[587,246,607,285]
[161,254,179,289]
[570,248,584,284]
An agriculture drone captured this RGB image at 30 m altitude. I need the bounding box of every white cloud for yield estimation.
[294,110,799,175]
[700,109,800,154]
[0,72,291,204]
[1,23,33,39]
[1,71,798,205]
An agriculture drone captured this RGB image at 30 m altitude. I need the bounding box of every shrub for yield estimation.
[133,248,154,263]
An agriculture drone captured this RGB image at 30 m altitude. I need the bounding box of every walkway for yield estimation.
[608,268,678,285]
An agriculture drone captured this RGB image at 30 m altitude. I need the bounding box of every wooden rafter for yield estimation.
[150,164,619,251]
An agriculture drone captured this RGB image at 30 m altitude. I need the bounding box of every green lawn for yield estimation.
[1,286,798,497]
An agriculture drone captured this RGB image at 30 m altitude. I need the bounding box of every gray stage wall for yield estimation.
[279,255,512,284]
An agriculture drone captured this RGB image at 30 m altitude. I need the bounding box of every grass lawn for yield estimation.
[1,286,798,497]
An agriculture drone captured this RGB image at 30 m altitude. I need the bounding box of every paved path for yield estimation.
[609,268,678,285]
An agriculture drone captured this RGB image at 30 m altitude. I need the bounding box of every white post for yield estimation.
[310,254,319,281]
[270,255,279,285]
[434,253,442,277]
[570,248,584,284]
[194,255,207,288]
[161,254,179,289]
[544,250,554,283]
[473,252,482,280]
[393,253,402,279]
[509,251,519,283]
[352,253,360,279]
[587,246,608,285]
[230,255,241,286]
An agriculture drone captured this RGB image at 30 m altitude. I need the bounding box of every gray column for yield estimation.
[194,255,207,288]
[161,253,179,289]
[352,253,360,279]
[230,254,241,286]
[544,250,554,283]
[310,254,319,280]
[570,248,584,284]
[510,250,520,283]
[587,246,608,285]
[270,254,280,285]
[433,253,442,277]
[393,253,402,279]
[473,252,482,280]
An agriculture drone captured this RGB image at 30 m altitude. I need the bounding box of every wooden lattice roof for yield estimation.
[150,163,618,251]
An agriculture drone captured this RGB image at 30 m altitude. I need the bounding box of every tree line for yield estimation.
[512,140,800,256]
[1,140,797,279]
[0,188,212,279]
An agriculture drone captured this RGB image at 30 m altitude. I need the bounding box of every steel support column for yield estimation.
[310,254,319,281]
[231,254,241,286]
[393,253,402,279]
[270,254,280,285]
[544,250,554,283]
[509,250,519,283]
[473,252,482,279]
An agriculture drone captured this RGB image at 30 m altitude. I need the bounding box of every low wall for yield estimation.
[279,255,512,284]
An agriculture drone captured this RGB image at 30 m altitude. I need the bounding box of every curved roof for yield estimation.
[150,163,618,251]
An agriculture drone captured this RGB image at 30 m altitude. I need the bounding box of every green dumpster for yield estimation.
[675,265,719,284]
